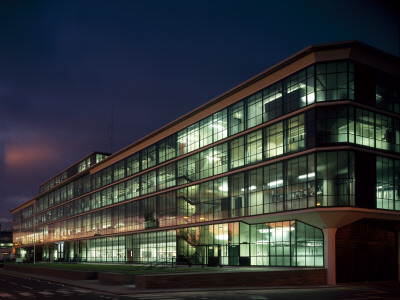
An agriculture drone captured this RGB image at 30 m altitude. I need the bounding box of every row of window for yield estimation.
[316,106,400,151]
[16,61,399,221]
[39,153,109,194]
[16,151,357,238]
[22,104,398,222]
[20,220,323,267]
[21,112,308,223]
[376,156,400,210]
[37,61,399,198]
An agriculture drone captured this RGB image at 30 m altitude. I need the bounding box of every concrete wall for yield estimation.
[336,221,397,282]
[135,268,326,289]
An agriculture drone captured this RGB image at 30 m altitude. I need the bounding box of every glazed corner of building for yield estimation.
[10,40,400,283]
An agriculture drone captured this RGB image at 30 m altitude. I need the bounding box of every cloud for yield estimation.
[4,127,60,168]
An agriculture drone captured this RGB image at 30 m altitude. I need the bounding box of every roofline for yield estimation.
[38,151,110,188]
[97,40,399,164]
[11,40,399,213]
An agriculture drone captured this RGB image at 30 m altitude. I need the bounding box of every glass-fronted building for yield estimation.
[12,41,400,283]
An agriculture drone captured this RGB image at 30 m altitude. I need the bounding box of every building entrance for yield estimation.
[207,245,221,266]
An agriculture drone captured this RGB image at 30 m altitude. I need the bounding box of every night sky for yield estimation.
[0,0,398,230]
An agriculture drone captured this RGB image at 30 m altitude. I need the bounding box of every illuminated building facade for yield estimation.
[12,41,400,283]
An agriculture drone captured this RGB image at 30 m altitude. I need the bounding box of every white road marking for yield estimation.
[73,289,91,293]
[38,291,55,296]
[18,292,34,297]
[21,285,33,289]
[0,293,13,298]
[56,289,72,294]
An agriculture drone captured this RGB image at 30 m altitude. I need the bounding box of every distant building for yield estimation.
[11,41,400,284]
[0,229,13,262]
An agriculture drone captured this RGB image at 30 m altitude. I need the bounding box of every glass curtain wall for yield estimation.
[39,220,322,266]
[376,156,400,210]
[16,151,358,246]
[28,61,357,221]
[29,61,400,223]
[316,106,400,152]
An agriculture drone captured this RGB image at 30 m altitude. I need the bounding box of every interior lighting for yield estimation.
[212,124,223,129]
[298,172,315,180]
[215,234,228,240]
[306,241,323,247]
[259,226,295,233]
[268,179,283,188]
[264,93,283,103]
[276,227,295,232]
[287,83,306,93]
[218,185,228,192]
[241,186,256,192]
[256,240,269,244]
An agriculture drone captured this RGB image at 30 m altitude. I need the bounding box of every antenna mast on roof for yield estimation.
[108,107,114,154]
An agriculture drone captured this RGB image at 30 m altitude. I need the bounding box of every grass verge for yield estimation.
[7,262,223,274]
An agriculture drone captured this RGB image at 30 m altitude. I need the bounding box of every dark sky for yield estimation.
[0,0,398,230]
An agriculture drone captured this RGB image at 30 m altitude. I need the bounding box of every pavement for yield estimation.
[0,267,332,296]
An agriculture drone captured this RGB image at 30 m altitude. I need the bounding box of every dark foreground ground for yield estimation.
[1,270,400,300]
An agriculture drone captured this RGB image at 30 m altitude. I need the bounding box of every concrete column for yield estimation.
[323,227,337,285]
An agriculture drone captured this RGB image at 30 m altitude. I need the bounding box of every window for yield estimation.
[285,154,315,210]
[246,130,262,165]
[284,70,307,113]
[199,116,213,148]
[229,173,246,218]
[265,121,284,159]
[158,135,177,163]
[187,124,200,152]
[126,177,140,199]
[157,163,176,191]
[229,101,245,135]
[316,106,349,144]
[286,114,305,153]
[376,156,400,210]
[263,82,283,122]
[376,114,400,152]
[247,91,263,128]
[142,145,156,170]
[376,72,400,113]
[126,153,140,176]
[248,168,263,216]
[316,61,353,101]
[230,136,245,169]
[113,161,125,181]
[263,162,284,213]
[355,109,375,147]
[101,167,112,186]
[213,109,228,142]
[199,148,214,179]
[316,151,355,207]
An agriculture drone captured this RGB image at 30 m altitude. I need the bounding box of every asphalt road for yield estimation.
[0,272,115,299]
[129,284,400,300]
[1,271,399,299]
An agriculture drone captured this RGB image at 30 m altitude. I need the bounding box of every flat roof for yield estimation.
[11,40,400,214]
